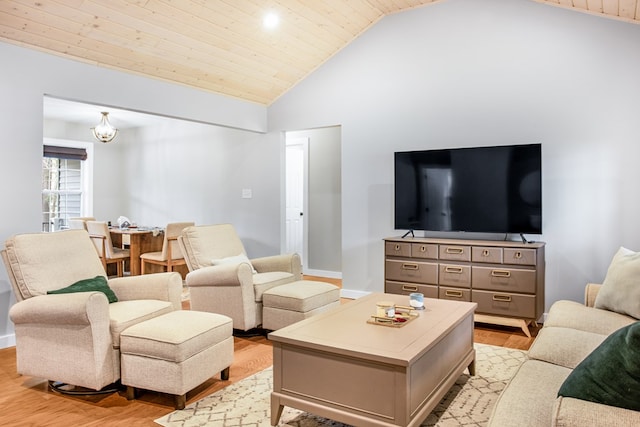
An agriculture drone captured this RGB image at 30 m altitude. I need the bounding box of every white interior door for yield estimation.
[285,138,308,270]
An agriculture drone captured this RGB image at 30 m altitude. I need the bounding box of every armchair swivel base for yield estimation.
[49,380,121,396]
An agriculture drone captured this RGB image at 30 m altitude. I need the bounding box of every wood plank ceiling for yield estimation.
[1,1,639,106]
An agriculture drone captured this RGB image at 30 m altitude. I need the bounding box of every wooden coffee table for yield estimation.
[269,292,477,427]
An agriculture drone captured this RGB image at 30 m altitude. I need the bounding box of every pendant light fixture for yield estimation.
[91,111,118,143]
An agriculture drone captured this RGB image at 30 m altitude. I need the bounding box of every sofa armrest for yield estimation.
[108,272,182,310]
[9,292,109,325]
[251,253,302,279]
[185,263,254,287]
[584,283,602,307]
[553,396,640,427]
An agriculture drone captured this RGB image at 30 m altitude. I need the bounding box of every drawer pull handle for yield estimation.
[515,251,522,259]
[493,294,512,302]
[446,247,464,254]
[445,266,463,274]
[445,290,463,298]
[482,249,490,257]
[402,285,418,292]
[402,263,419,270]
[491,270,511,278]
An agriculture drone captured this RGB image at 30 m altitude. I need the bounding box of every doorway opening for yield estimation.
[285,127,342,279]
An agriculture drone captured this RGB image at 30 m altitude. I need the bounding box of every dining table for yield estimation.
[109,227,163,276]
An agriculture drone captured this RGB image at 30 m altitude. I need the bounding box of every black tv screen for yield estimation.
[394,144,542,234]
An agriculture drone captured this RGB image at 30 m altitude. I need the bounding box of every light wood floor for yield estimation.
[0,276,539,426]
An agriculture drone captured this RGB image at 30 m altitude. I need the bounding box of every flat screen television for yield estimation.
[394,144,542,235]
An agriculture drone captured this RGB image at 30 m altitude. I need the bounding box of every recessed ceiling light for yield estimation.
[263,12,279,30]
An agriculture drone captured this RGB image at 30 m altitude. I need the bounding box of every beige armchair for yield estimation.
[179,224,302,331]
[2,229,182,392]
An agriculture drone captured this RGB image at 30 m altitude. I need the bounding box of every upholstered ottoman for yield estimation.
[120,310,233,409]
[262,280,340,330]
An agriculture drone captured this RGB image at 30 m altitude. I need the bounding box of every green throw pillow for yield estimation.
[47,276,118,303]
[557,321,640,411]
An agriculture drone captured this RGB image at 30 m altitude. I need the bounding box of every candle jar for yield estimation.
[376,301,396,318]
[409,292,424,309]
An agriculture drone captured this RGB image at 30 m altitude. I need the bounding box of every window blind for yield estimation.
[43,145,88,161]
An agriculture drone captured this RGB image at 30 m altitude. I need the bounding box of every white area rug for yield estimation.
[155,343,526,427]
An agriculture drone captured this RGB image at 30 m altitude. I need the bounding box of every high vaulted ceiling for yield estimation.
[1,1,639,105]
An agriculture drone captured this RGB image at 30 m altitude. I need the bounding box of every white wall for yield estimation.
[269,0,640,306]
[121,121,281,256]
[0,42,268,348]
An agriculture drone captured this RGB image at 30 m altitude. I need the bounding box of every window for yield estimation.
[42,142,93,231]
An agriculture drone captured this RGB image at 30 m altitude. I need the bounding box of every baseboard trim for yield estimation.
[0,333,16,349]
[304,269,341,279]
[340,289,369,299]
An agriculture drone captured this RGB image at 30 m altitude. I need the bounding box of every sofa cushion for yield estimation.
[47,276,118,303]
[557,321,640,412]
[545,300,635,336]
[553,396,640,427]
[595,247,640,319]
[528,326,606,369]
[488,359,572,427]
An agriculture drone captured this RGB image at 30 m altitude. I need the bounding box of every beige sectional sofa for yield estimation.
[488,282,639,426]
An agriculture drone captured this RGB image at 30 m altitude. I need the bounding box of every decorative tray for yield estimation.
[366,305,419,328]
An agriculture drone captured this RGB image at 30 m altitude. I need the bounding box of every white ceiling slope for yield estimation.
[2,1,639,106]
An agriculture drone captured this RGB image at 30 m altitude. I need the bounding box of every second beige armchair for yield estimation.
[179,224,302,331]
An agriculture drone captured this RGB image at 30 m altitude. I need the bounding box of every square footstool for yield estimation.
[262,280,341,330]
[120,310,233,409]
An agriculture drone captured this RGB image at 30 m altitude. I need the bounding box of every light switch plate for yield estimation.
[242,189,252,199]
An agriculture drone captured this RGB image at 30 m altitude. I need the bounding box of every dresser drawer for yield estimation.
[504,248,537,266]
[385,281,438,299]
[472,266,536,293]
[438,263,471,288]
[439,244,471,262]
[471,247,503,264]
[385,241,411,258]
[439,287,471,302]
[385,259,438,284]
[411,243,438,259]
[472,290,536,318]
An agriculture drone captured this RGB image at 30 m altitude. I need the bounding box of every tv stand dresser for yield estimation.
[384,237,545,337]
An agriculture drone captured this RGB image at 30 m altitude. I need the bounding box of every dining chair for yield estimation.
[86,220,130,277]
[140,222,195,275]
[68,216,96,230]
